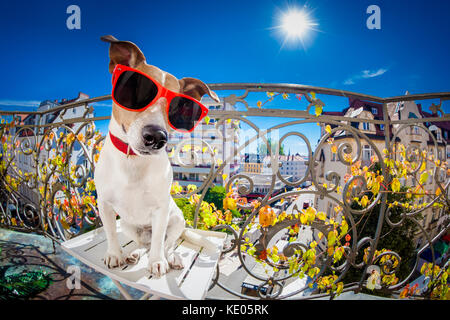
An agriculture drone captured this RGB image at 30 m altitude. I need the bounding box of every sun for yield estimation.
[273,7,319,49]
[282,10,311,39]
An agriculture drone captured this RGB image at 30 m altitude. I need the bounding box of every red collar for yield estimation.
[109,132,137,156]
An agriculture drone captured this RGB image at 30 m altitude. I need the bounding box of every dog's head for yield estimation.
[101,35,219,156]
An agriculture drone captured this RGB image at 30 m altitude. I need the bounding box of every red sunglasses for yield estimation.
[111,64,209,133]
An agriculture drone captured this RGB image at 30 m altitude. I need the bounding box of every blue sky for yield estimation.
[0,0,449,154]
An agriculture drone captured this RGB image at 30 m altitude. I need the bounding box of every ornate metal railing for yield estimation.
[0,84,449,300]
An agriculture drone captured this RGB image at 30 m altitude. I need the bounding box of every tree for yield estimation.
[204,185,226,210]
[258,138,285,156]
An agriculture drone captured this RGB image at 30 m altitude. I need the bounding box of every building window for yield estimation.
[363,145,372,161]
[326,202,333,218]
[380,124,385,131]
[362,122,370,131]
[371,108,378,115]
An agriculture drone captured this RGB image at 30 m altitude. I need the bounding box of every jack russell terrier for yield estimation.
[94,35,219,278]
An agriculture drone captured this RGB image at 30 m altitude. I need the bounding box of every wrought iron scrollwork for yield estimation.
[0,84,449,300]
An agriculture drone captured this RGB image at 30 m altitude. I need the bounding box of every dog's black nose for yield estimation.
[142,125,167,150]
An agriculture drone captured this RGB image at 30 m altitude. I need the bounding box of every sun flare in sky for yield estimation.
[282,10,311,38]
[274,6,319,50]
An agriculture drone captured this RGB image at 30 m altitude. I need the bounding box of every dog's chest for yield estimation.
[95,146,172,225]
[110,185,168,224]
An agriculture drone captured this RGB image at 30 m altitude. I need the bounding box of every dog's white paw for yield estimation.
[125,248,147,265]
[148,258,169,278]
[103,251,126,269]
[167,252,184,270]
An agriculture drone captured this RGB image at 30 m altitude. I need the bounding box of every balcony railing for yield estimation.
[0,84,449,300]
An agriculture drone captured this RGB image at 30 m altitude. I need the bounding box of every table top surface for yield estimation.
[61,220,226,300]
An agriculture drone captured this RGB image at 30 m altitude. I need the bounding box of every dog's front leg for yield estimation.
[98,200,126,268]
[148,208,170,278]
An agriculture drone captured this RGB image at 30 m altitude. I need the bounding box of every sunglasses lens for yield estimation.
[168,97,204,131]
[113,71,158,109]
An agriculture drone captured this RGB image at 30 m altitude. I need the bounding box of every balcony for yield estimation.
[0,84,449,300]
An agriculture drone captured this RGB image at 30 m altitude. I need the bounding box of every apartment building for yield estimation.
[168,96,240,187]
[240,153,263,174]
[13,92,93,205]
[276,154,308,181]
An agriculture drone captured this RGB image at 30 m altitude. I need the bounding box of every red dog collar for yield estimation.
[109,132,137,156]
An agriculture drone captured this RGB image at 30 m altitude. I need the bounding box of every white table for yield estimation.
[61,220,226,300]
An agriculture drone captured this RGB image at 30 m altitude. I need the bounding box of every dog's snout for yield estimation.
[142,125,167,150]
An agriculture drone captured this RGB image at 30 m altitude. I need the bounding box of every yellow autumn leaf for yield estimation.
[340,220,349,238]
[222,173,228,181]
[391,178,401,192]
[328,231,336,247]
[331,144,337,154]
[419,161,426,172]
[204,116,211,125]
[315,105,323,117]
[371,182,380,196]
[182,144,191,152]
[300,213,308,225]
[223,197,237,211]
[419,171,429,185]
[336,282,344,295]
[361,195,369,207]
[317,211,326,221]
[310,92,316,99]
[60,219,70,230]
[325,125,332,134]
[327,246,335,256]
[257,101,262,108]
[306,206,316,222]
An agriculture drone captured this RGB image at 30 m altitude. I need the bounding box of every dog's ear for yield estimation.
[178,78,220,103]
[100,35,146,73]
